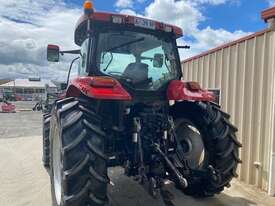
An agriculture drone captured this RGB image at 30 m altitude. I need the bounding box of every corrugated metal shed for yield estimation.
[181,8,275,196]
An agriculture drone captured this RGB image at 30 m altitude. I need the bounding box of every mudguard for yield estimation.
[167,80,215,102]
[66,76,132,100]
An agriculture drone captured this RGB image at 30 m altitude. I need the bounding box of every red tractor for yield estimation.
[43,1,242,206]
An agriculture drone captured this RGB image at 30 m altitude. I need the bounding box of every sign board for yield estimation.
[134,17,156,30]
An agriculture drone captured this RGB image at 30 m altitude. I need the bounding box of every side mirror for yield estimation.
[153,53,164,68]
[60,83,67,90]
[47,44,60,62]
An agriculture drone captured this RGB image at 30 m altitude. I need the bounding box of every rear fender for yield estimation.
[66,76,132,101]
[167,80,215,102]
[66,85,81,98]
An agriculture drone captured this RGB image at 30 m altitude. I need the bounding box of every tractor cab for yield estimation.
[48,1,184,100]
[74,10,183,92]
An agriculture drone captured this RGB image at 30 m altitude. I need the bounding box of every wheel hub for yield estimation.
[180,138,192,154]
[176,121,205,170]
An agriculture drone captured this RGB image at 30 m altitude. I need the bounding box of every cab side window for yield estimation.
[79,39,90,76]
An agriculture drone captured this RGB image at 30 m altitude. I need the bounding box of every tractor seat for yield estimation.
[123,63,149,84]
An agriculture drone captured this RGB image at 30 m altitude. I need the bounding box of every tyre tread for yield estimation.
[172,101,241,197]
[64,154,90,178]
[42,113,51,168]
[50,97,108,206]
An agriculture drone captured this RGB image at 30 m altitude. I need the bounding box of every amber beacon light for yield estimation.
[84,1,94,15]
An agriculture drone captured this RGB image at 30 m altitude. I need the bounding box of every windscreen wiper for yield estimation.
[106,37,145,52]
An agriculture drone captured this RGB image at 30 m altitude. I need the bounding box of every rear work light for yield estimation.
[90,77,117,88]
[164,26,172,33]
[112,15,123,24]
[186,82,201,91]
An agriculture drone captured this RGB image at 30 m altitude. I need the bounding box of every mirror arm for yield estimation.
[177,45,190,49]
[60,49,81,55]
[66,57,80,86]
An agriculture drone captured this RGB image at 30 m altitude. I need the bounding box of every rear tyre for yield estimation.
[42,113,51,168]
[50,97,109,206]
[171,101,242,197]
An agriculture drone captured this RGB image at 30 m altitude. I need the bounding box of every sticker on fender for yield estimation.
[134,17,156,30]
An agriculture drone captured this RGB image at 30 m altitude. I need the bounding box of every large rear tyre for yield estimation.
[171,101,242,197]
[42,113,51,168]
[50,97,109,206]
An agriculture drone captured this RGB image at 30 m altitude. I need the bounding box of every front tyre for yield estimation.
[50,98,109,206]
[171,101,242,197]
[42,113,51,168]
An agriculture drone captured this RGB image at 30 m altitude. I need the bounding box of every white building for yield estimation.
[0,78,57,101]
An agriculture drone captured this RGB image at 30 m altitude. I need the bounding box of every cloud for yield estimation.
[115,0,147,9]
[145,0,204,35]
[188,0,239,6]
[193,27,248,48]
[177,27,250,59]
[144,0,250,60]
[119,9,139,15]
[115,0,134,8]
[0,0,251,80]
[118,0,248,60]
[0,0,81,81]
[266,0,275,6]
[0,0,64,24]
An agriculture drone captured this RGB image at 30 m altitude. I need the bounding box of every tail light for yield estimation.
[112,15,123,24]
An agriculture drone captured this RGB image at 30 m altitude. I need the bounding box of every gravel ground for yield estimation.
[0,101,274,206]
[0,101,41,138]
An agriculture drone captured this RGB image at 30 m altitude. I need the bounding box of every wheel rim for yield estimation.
[176,120,206,170]
[52,125,62,205]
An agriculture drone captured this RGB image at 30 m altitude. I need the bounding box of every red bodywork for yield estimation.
[167,80,215,102]
[66,76,132,101]
[66,77,214,102]
[1,102,16,113]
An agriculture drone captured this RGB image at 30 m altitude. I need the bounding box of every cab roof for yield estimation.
[74,11,183,46]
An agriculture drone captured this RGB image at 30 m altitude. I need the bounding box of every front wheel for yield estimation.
[42,113,51,168]
[171,101,242,197]
[50,98,109,206]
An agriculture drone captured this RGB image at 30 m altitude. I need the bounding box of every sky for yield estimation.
[0,0,274,81]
